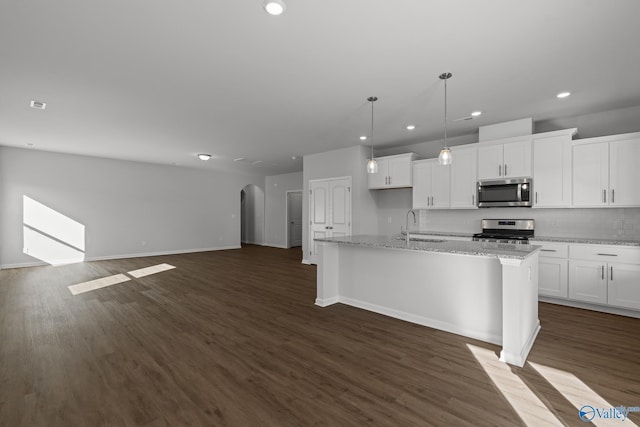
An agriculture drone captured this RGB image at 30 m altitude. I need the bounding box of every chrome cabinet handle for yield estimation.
[498,164,502,176]
[604,189,607,203]
[535,192,538,204]
[504,164,508,176]
[540,249,556,252]
[388,176,391,185]
[601,265,604,280]
[472,195,475,206]
[610,266,613,281]
[612,189,615,203]
[597,253,617,257]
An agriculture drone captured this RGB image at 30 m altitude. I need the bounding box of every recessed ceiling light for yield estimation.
[471,111,482,117]
[406,125,416,130]
[359,136,367,140]
[233,157,245,162]
[30,100,46,110]
[198,154,212,161]
[291,156,297,160]
[252,160,263,165]
[264,0,286,15]
[557,91,571,99]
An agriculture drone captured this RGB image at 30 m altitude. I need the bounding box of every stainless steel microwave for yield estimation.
[477,178,533,207]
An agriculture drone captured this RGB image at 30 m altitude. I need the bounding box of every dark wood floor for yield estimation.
[1,245,638,426]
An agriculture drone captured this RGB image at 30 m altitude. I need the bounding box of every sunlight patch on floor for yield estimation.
[68,274,130,295]
[467,344,563,426]
[529,362,638,426]
[128,263,175,278]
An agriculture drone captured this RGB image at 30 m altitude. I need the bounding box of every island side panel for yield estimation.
[332,244,504,345]
[315,241,340,306]
[499,253,541,367]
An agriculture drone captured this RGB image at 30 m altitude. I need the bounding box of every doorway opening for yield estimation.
[240,184,264,246]
[286,191,303,248]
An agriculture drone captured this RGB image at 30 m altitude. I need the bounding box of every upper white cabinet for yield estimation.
[368,153,417,190]
[412,159,450,210]
[572,132,640,207]
[449,145,478,209]
[478,137,532,180]
[532,129,577,208]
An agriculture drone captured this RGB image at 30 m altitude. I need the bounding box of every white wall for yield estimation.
[376,188,413,237]
[264,171,303,249]
[0,147,265,268]
[302,145,378,262]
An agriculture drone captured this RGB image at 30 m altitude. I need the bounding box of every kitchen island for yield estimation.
[315,235,540,367]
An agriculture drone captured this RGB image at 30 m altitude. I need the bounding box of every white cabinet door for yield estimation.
[368,158,388,189]
[478,145,504,180]
[412,161,431,210]
[572,142,609,207]
[503,140,532,178]
[568,259,607,304]
[430,162,451,209]
[533,135,572,207]
[388,156,412,188]
[609,138,640,207]
[450,146,478,209]
[607,262,640,310]
[539,259,568,298]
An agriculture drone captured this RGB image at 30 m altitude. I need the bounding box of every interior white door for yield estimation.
[309,177,352,264]
[287,191,303,247]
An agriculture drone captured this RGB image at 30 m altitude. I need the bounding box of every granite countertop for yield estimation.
[530,236,640,247]
[408,231,475,238]
[314,234,539,260]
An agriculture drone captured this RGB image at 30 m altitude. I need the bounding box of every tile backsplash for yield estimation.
[419,208,640,241]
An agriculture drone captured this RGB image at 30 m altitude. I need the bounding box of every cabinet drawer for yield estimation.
[533,241,568,258]
[569,244,640,264]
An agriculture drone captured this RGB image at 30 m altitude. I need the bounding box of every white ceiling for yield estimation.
[1,0,639,176]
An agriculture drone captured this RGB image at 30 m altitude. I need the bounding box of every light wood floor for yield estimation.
[1,245,638,426]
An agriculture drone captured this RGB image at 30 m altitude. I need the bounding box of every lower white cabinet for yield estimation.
[607,263,640,310]
[537,242,569,298]
[568,260,608,304]
[567,243,640,309]
[535,241,640,314]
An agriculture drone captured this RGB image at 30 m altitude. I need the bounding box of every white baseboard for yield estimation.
[0,245,242,270]
[261,243,289,249]
[539,296,640,319]
[500,321,541,367]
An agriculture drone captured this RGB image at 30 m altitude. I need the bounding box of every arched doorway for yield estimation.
[240,184,264,245]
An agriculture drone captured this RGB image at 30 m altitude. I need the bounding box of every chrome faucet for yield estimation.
[405,209,416,245]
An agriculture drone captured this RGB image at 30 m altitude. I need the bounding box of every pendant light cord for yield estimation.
[444,77,447,148]
[367,96,378,159]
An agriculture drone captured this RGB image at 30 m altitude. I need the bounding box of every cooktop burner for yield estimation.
[472,219,534,244]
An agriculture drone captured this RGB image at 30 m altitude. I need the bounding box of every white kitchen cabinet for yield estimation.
[449,145,478,209]
[368,153,417,189]
[532,129,577,208]
[607,263,640,310]
[535,241,569,298]
[412,159,450,210]
[572,132,640,207]
[569,260,608,304]
[478,138,532,180]
[568,243,640,308]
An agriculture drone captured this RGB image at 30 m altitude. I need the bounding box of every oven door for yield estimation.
[477,178,532,207]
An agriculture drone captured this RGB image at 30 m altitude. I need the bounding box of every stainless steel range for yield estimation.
[472,219,534,244]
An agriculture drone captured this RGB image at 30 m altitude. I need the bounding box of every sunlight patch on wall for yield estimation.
[23,196,86,265]
[128,263,175,278]
[467,344,563,426]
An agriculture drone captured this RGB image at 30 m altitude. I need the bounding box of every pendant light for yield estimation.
[366,96,379,174]
[438,72,453,165]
